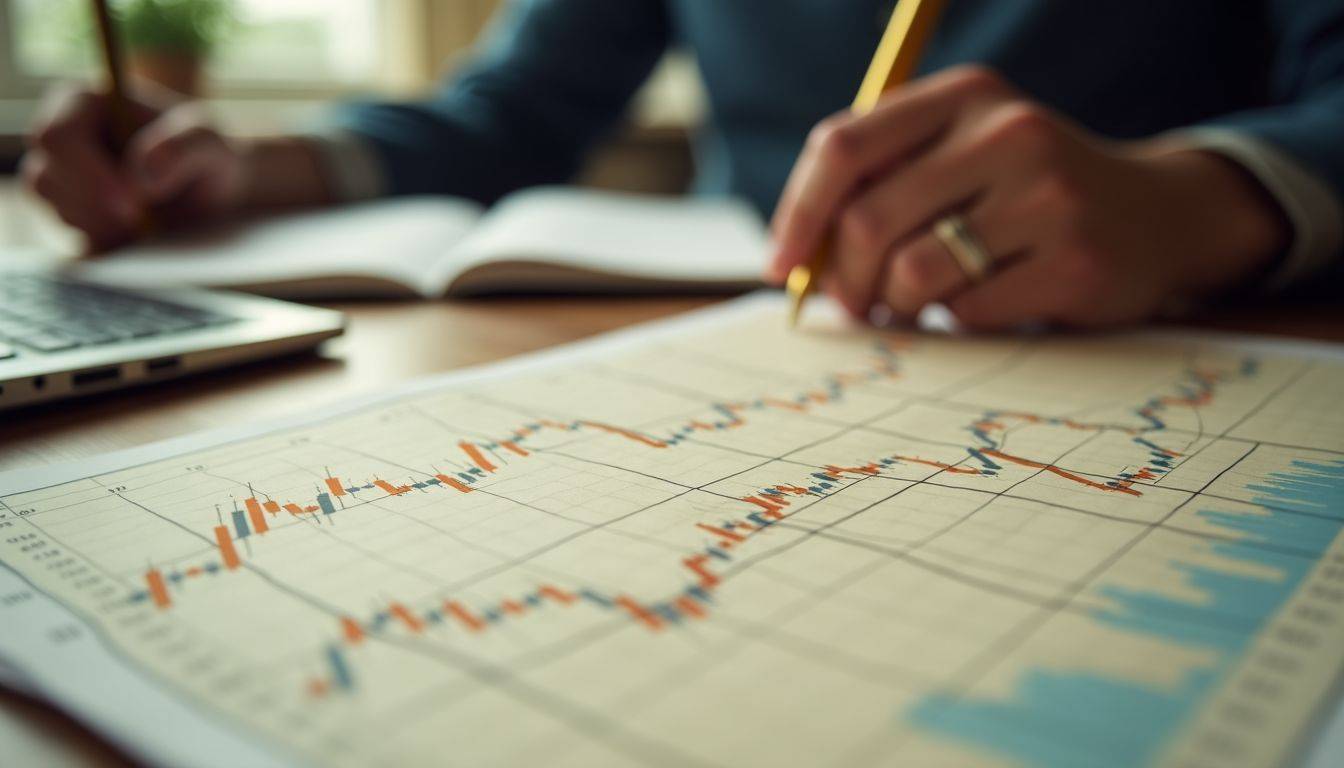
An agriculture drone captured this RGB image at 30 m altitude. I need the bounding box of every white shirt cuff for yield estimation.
[299,129,387,202]
[1166,127,1344,293]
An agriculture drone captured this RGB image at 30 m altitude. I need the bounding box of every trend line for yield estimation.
[983,450,1142,497]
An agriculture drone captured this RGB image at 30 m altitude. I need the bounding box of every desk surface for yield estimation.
[3,183,1344,767]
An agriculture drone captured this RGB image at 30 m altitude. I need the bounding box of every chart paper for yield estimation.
[2,294,1342,768]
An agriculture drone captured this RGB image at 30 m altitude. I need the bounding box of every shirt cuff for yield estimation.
[1165,127,1344,293]
[298,128,388,202]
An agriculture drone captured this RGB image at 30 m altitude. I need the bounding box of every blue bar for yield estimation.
[231,509,250,539]
[326,645,353,690]
[317,493,336,516]
[579,589,613,608]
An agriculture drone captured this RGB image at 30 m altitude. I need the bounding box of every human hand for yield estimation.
[22,84,246,252]
[768,66,1289,329]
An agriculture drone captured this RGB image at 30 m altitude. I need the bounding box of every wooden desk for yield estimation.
[2,183,1343,767]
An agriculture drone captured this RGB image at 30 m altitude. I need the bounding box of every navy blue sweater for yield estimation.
[332,0,1344,226]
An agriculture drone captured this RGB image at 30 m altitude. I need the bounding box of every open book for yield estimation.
[76,187,768,299]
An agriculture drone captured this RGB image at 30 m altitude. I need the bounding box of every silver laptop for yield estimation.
[0,268,344,410]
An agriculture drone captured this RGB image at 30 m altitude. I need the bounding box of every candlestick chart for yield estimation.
[2,300,1342,768]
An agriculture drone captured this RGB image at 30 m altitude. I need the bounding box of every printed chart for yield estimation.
[1,296,1342,767]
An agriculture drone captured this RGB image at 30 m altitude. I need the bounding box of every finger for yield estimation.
[126,109,228,203]
[883,233,976,319]
[68,140,145,224]
[22,150,139,248]
[832,96,1072,308]
[832,97,1081,317]
[767,67,1014,281]
[881,187,1043,317]
[29,89,143,227]
[828,148,992,314]
[944,257,1072,331]
[24,154,135,252]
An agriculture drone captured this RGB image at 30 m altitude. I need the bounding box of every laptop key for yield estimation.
[0,274,239,353]
[0,342,16,360]
[58,325,122,345]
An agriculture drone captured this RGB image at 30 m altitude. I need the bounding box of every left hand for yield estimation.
[767,65,1289,329]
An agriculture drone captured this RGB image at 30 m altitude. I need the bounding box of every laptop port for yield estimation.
[146,356,182,374]
[73,367,121,387]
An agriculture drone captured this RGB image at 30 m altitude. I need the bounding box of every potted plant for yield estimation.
[116,0,233,96]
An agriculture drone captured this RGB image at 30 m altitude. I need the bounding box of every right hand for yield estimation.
[22,85,246,252]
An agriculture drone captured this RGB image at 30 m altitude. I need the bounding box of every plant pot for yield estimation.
[128,51,205,97]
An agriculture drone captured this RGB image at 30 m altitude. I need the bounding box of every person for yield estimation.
[21,1,1344,329]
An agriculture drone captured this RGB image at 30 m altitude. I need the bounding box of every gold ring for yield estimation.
[933,214,993,282]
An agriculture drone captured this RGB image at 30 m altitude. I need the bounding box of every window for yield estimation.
[7,0,384,92]
[0,0,700,139]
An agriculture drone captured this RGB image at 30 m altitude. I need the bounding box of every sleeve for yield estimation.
[321,0,671,203]
[1186,0,1344,291]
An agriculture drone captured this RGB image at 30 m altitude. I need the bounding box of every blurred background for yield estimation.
[0,0,704,192]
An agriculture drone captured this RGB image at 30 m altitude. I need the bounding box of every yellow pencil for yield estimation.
[785,0,949,327]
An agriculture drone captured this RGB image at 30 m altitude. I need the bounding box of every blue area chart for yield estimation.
[909,459,1344,767]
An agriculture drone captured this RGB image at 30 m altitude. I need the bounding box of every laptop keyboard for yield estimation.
[0,274,236,359]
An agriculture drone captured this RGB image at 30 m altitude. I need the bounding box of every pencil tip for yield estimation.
[785,265,812,329]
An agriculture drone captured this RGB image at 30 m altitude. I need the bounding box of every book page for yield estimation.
[1,294,1342,768]
[76,197,484,299]
[434,187,767,294]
